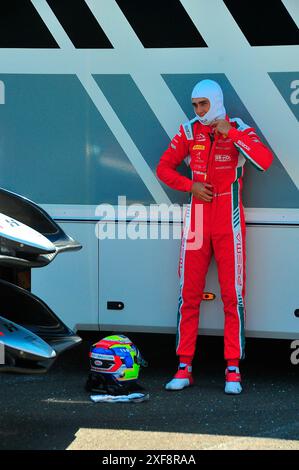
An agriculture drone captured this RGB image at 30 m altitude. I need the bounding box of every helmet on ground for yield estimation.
[86,334,147,395]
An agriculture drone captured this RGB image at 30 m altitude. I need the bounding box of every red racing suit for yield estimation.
[156,116,273,362]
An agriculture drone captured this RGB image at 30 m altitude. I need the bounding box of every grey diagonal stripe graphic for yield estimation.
[85,0,189,139]
[31,0,171,205]
[180,0,299,189]
[269,72,299,121]
[11,0,298,196]
[0,81,4,104]
[114,0,207,48]
[282,0,299,29]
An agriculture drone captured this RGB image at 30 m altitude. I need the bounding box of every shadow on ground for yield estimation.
[0,333,298,450]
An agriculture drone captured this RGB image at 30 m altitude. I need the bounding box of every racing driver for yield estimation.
[156,79,273,394]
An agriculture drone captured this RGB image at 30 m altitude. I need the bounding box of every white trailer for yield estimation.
[0,0,298,339]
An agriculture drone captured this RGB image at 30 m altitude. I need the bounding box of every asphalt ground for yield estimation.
[0,333,298,451]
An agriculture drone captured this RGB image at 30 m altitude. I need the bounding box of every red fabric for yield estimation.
[227,359,240,368]
[174,367,194,384]
[225,369,242,383]
[179,355,193,365]
[156,116,273,362]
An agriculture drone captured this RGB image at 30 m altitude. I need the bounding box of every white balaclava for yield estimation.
[191,79,226,125]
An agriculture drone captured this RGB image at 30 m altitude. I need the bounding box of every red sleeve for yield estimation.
[156,125,193,192]
[228,126,273,171]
